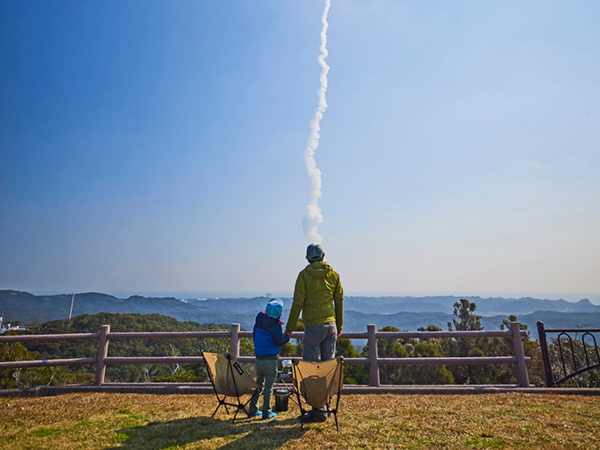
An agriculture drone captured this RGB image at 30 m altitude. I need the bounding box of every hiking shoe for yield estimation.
[302,412,317,423]
[247,411,262,419]
[302,410,327,423]
[312,411,327,422]
[262,412,277,420]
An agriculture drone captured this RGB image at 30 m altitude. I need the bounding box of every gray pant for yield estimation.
[303,322,337,362]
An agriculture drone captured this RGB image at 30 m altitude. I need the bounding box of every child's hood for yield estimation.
[256,311,283,328]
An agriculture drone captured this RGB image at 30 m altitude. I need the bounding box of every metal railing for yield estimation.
[0,322,531,387]
[537,321,600,387]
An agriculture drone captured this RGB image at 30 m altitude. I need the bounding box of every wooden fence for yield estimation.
[0,322,531,387]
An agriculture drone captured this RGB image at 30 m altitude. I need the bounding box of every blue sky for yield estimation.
[1,0,599,302]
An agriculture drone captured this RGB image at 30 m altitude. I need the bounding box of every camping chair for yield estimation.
[202,351,258,423]
[292,356,344,431]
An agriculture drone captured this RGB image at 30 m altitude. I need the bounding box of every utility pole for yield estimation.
[68,293,75,320]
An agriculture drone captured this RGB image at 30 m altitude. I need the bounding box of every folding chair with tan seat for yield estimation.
[202,351,258,422]
[292,356,344,431]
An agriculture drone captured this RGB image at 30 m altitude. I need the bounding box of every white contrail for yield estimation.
[303,0,331,245]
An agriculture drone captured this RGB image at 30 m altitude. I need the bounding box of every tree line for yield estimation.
[1,300,598,388]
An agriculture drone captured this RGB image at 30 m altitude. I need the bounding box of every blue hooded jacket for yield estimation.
[253,298,290,359]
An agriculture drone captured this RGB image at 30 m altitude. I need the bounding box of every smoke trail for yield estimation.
[303,0,331,245]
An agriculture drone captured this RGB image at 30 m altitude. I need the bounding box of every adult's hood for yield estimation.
[305,261,333,279]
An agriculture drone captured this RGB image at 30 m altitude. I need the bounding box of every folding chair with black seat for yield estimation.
[292,356,344,431]
[202,351,258,422]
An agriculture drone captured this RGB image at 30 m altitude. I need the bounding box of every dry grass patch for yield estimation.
[0,392,598,449]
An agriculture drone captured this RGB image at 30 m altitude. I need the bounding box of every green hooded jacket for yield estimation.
[286,261,344,331]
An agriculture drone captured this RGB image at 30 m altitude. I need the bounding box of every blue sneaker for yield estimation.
[247,411,262,419]
[261,411,277,420]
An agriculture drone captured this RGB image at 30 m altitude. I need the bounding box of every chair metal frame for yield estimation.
[202,351,255,423]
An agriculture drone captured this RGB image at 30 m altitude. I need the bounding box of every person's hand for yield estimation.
[285,330,293,337]
[337,330,342,338]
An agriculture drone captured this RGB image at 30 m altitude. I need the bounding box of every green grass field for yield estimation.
[1,392,598,449]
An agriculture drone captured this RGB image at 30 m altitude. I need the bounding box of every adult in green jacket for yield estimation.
[285,244,344,363]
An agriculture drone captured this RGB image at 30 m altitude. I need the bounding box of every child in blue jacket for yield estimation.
[248,298,290,420]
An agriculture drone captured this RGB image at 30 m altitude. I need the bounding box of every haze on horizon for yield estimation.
[5,289,597,306]
[1,1,599,303]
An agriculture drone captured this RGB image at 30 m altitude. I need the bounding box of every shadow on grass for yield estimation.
[105,414,306,450]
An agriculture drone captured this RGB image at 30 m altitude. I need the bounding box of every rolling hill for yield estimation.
[2,290,599,336]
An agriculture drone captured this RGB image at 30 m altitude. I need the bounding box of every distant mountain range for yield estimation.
[2,290,599,337]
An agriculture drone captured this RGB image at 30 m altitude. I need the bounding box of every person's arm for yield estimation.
[334,274,344,336]
[285,272,305,333]
[271,322,291,346]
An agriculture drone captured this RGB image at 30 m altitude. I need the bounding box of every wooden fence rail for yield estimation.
[0,322,531,387]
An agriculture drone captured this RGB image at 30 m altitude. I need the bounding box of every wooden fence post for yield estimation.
[230,323,240,359]
[367,324,380,387]
[510,322,530,387]
[95,324,110,386]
